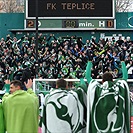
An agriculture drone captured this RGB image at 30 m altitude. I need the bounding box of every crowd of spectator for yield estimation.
[0,33,133,84]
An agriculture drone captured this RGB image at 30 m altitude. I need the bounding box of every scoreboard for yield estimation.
[25,0,115,30]
[25,19,115,29]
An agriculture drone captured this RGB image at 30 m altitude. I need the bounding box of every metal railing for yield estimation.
[33,78,133,93]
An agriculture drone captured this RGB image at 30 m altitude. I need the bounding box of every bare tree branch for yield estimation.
[116,0,133,12]
[0,0,24,13]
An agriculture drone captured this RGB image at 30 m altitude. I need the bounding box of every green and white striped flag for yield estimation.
[41,87,87,133]
[86,79,130,133]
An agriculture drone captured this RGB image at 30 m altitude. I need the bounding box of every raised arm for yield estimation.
[119,52,128,80]
[121,61,128,80]
[85,61,92,84]
[77,78,87,93]
[3,80,10,93]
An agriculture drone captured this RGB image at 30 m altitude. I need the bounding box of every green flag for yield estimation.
[41,88,87,133]
[87,79,130,133]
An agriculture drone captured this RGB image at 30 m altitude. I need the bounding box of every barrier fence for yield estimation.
[33,78,133,92]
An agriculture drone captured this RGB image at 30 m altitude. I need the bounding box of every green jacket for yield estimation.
[0,90,6,133]
[2,89,39,133]
[0,100,5,133]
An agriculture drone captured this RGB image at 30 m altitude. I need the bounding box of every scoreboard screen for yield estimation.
[25,0,115,30]
[25,19,116,30]
[26,0,115,19]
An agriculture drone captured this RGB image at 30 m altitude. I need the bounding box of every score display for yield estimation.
[26,0,115,19]
[25,0,115,30]
[25,19,115,29]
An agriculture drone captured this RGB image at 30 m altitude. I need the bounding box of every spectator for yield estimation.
[40,78,87,133]
[0,79,8,133]
[0,34,133,81]
[2,79,39,133]
[0,80,6,99]
[85,60,130,133]
[0,95,4,132]
[127,60,133,79]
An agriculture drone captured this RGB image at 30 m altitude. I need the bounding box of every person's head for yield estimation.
[10,80,23,94]
[102,72,113,83]
[68,76,74,88]
[56,79,68,89]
